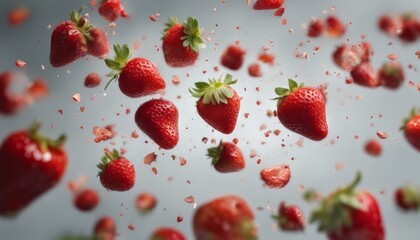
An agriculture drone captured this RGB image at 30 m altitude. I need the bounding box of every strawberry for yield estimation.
[149,227,186,240]
[248,63,262,77]
[401,108,420,151]
[221,45,246,70]
[364,139,382,157]
[98,0,128,22]
[399,16,420,42]
[136,192,157,213]
[272,201,304,231]
[193,195,258,240]
[378,15,401,36]
[394,185,420,211]
[0,72,28,114]
[190,74,240,134]
[275,79,328,141]
[260,164,291,189]
[135,98,179,149]
[94,216,116,240]
[350,62,380,88]
[162,17,205,67]
[105,44,166,98]
[87,27,109,59]
[8,7,30,26]
[84,72,101,88]
[207,140,245,173]
[97,149,135,191]
[377,61,404,89]
[325,16,346,38]
[74,188,100,212]
[0,122,67,216]
[253,0,284,10]
[306,172,385,240]
[332,42,370,71]
[307,19,325,37]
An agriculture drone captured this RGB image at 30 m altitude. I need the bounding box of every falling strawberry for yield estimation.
[248,63,262,77]
[401,108,420,151]
[307,19,324,37]
[378,15,401,36]
[364,139,382,157]
[193,195,258,240]
[190,74,240,134]
[97,149,135,191]
[272,201,304,231]
[399,15,420,42]
[0,72,28,114]
[377,61,405,89]
[332,43,370,71]
[135,98,179,149]
[84,72,102,88]
[253,0,284,10]
[306,171,385,240]
[162,16,205,67]
[74,188,100,212]
[8,6,30,26]
[395,185,420,211]
[94,216,116,240]
[149,227,186,240]
[260,164,291,189]
[105,44,166,98]
[136,192,157,213]
[207,140,245,173]
[0,122,67,216]
[220,45,246,70]
[87,27,109,59]
[275,79,328,141]
[325,16,346,38]
[98,0,128,22]
[350,62,380,88]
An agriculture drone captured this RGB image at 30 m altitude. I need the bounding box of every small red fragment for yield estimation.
[260,164,291,189]
[365,139,382,156]
[8,7,30,26]
[15,60,26,68]
[136,193,157,213]
[143,152,157,165]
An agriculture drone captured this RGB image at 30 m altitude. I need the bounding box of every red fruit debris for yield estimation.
[184,195,195,204]
[248,63,262,77]
[8,7,30,26]
[364,139,382,156]
[258,52,275,65]
[74,189,100,212]
[93,126,113,143]
[136,193,157,213]
[350,62,380,88]
[72,93,81,102]
[15,60,26,68]
[221,45,245,70]
[177,215,184,223]
[143,152,157,165]
[260,164,291,189]
[253,0,284,10]
[307,19,324,37]
[128,224,135,231]
[378,15,401,36]
[325,16,346,38]
[387,53,398,60]
[84,72,101,88]
[274,8,285,17]
[149,13,160,22]
[94,216,116,240]
[376,131,388,139]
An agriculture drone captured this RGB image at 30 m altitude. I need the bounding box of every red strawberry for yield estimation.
[377,62,404,89]
[0,122,67,216]
[135,98,179,149]
[136,192,157,213]
[306,172,385,240]
[98,0,128,22]
[260,164,290,188]
[149,227,186,240]
[401,108,420,151]
[248,63,262,77]
[8,7,30,26]
[193,195,258,240]
[221,45,246,70]
[162,17,205,67]
[97,149,135,191]
[190,74,240,134]
[84,72,101,88]
[394,185,420,211]
[253,0,284,10]
[87,27,109,59]
[74,188,100,212]
[350,62,380,88]
[332,42,370,71]
[0,72,28,114]
[364,139,382,157]
[307,19,325,37]
[275,79,328,141]
[273,201,304,231]
[105,44,166,98]
[325,16,346,38]
[207,140,245,173]
[94,216,116,240]
[378,15,401,36]
[399,16,420,42]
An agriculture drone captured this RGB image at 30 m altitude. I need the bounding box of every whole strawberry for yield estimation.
[0,72,28,114]
[394,185,420,211]
[149,227,186,240]
[207,140,245,173]
[162,17,205,67]
[275,79,328,141]
[193,195,258,240]
[105,44,166,98]
[306,172,385,240]
[135,98,179,149]
[0,122,67,216]
[221,45,246,70]
[253,0,284,10]
[98,0,128,22]
[399,16,420,42]
[377,61,405,89]
[74,188,100,212]
[273,201,304,231]
[94,216,116,240]
[307,19,325,37]
[325,15,346,38]
[401,108,420,151]
[97,149,135,191]
[87,27,109,59]
[350,62,380,88]
[190,74,240,134]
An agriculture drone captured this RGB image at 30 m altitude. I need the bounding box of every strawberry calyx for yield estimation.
[398,185,420,210]
[28,121,66,152]
[306,171,363,233]
[207,140,224,166]
[189,74,237,104]
[104,44,132,89]
[238,218,257,240]
[97,148,121,175]
[273,79,304,105]
[163,16,206,52]
[70,9,93,41]
[400,108,419,130]
[382,62,401,78]
[271,202,304,231]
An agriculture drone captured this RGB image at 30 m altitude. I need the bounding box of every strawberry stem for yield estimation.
[97,148,121,175]
[189,74,237,104]
[400,108,419,130]
[273,79,304,105]
[28,120,66,152]
[104,44,132,90]
[207,140,224,166]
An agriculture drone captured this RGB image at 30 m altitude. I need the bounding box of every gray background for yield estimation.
[0,0,419,239]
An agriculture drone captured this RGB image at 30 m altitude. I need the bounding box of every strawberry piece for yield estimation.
[401,108,420,151]
[394,185,420,211]
[207,140,245,173]
[105,44,166,98]
[135,98,179,149]
[150,227,186,240]
[193,195,258,240]
[98,0,128,22]
[307,19,325,37]
[74,188,100,212]
[275,79,328,141]
[364,139,382,157]
[260,164,290,188]
[377,61,405,89]
[248,63,262,77]
[332,42,370,71]
[253,0,284,10]
[258,52,275,65]
[136,192,157,213]
[378,15,401,36]
[273,201,304,231]
[26,79,48,100]
[8,7,30,26]
[221,45,246,70]
[325,16,346,38]
[350,62,380,88]
[0,72,29,114]
[0,122,67,216]
[97,149,135,191]
[94,216,116,240]
[190,74,240,134]
[84,72,102,88]
[399,16,420,42]
[306,172,385,240]
[87,27,109,59]
[162,17,205,67]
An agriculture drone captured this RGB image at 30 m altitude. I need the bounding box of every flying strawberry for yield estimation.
[193,195,258,240]
[136,192,157,214]
[74,188,100,212]
[105,44,165,98]
[135,98,179,149]
[401,108,420,151]
[399,15,420,42]
[190,74,240,134]
[162,16,205,67]
[394,185,420,211]
[94,216,116,240]
[98,0,128,22]
[325,16,346,38]
[8,6,30,26]
[377,61,404,89]
[307,19,325,37]
[84,72,101,88]
[378,15,401,36]
[87,27,109,59]
[97,149,135,191]
[364,139,382,157]
[260,164,291,189]
[274,79,328,141]
[306,171,385,240]
[253,0,284,10]
[272,201,305,231]
[0,122,67,216]
[220,45,246,70]
[149,227,186,240]
[0,72,28,114]
[332,42,370,71]
[350,62,380,88]
[207,140,245,173]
